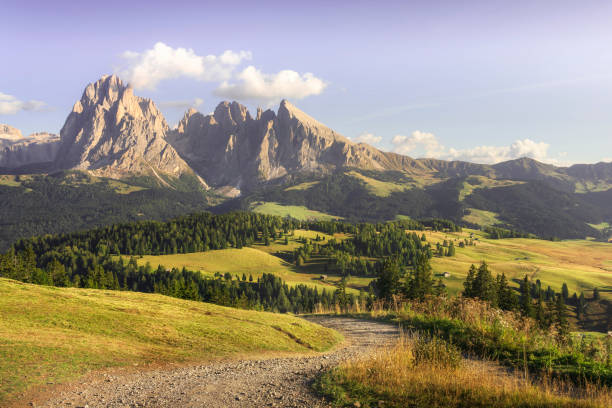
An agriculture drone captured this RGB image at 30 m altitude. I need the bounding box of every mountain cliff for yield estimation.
[1,74,611,240]
[0,125,60,169]
[54,75,192,180]
[168,99,427,192]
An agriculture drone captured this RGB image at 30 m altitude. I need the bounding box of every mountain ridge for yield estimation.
[0,74,611,241]
[1,74,610,192]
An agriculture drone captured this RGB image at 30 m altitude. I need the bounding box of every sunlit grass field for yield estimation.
[129,230,370,294]
[420,229,612,298]
[0,278,342,404]
[249,201,341,221]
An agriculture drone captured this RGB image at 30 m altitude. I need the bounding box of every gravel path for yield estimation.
[34,316,399,408]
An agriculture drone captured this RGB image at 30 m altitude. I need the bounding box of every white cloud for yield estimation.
[391,130,445,157]
[214,66,327,105]
[118,42,251,90]
[446,139,550,164]
[158,97,204,109]
[391,130,557,164]
[352,132,382,145]
[0,92,47,115]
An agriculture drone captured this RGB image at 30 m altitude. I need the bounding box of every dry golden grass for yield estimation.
[320,333,611,408]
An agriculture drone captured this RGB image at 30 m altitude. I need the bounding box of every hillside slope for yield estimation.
[0,278,341,404]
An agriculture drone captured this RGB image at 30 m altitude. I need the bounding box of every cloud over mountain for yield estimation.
[118,42,251,90]
[391,130,553,164]
[352,132,382,145]
[214,66,327,105]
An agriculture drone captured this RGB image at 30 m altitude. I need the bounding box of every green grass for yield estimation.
[458,176,524,201]
[250,201,341,221]
[285,181,320,191]
[462,208,503,227]
[346,171,411,197]
[0,278,342,404]
[105,179,148,194]
[130,248,368,295]
[588,222,611,231]
[127,229,370,295]
[575,180,612,193]
[0,175,22,187]
[420,229,612,299]
[326,297,612,405]
[316,333,610,408]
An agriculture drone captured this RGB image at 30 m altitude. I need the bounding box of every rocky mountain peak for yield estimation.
[54,75,191,179]
[0,124,24,142]
[213,101,251,129]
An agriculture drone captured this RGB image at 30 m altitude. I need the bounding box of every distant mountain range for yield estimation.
[1,74,611,245]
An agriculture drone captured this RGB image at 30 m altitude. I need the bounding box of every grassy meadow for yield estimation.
[127,229,371,295]
[250,201,341,221]
[419,228,611,299]
[0,278,342,404]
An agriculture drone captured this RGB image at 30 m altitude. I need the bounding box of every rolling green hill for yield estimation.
[127,229,371,294]
[422,228,611,301]
[224,167,611,240]
[0,171,217,251]
[0,278,341,404]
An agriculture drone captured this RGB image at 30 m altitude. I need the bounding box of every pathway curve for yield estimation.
[36,316,399,408]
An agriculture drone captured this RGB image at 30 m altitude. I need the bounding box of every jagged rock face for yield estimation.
[55,75,191,178]
[0,130,60,168]
[0,124,24,145]
[168,99,412,190]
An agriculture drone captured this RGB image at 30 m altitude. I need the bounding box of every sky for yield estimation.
[1,0,611,165]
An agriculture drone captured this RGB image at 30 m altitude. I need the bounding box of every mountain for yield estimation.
[54,75,194,181]
[168,99,414,193]
[0,74,611,243]
[0,125,60,169]
[0,124,23,146]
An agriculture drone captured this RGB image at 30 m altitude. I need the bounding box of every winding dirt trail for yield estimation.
[34,317,399,408]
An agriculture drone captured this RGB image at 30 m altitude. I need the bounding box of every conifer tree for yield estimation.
[561,283,569,302]
[496,272,518,311]
[463,264,477,297]
[520,275,535,318]
[554,294,569,339]
[593,287,600,300]
[406,253,433,300]
[375,257,401,301]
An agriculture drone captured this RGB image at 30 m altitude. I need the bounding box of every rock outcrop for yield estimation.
[0,125,60,168]
[54,75,192,179]
[168,99,421,191]
[0,124,24,147]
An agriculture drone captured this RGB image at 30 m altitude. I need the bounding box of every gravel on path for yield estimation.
[33,316,399,408]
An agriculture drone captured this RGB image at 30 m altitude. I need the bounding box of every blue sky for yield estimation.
[1,0,611,165]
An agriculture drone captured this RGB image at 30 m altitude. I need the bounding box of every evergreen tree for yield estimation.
[406,253,433,300]
[496,272,518,311]
[446,242,455,257]
[561,283,569,302]
[375,257,401,301]
[577,292,586,320]
[593,287,600,300]
[433,278,447,296]
[535,292,547,328]
[471,262,497,305]
[520,276,535,318]
[463,264,477,297]
[554,294,569,339]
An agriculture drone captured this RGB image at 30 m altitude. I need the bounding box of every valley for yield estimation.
[4,3,612,407]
